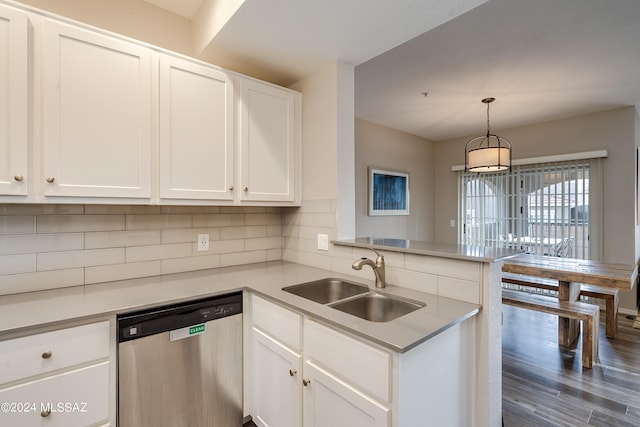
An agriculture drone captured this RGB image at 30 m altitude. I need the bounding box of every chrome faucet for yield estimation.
[352,248,386,288]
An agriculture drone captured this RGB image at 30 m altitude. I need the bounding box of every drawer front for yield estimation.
[251,294,301,350]
[0,361,110,427]
[0,321,110,385]
[304,319,391,403]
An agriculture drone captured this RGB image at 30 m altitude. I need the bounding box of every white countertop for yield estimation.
[333,237,523,262]
[0,261,479,353]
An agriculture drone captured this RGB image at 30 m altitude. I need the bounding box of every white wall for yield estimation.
[290,64,339,201]
[17,0,193,55]
[289,61,355,240]
[355,118,435,240]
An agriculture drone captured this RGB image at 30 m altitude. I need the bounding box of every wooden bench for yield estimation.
[502,288,599,368]
[502,272,620,338]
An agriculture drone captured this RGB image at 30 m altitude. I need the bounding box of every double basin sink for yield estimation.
[282,278,425,322]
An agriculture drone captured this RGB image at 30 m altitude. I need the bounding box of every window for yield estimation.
[458,159,597,260]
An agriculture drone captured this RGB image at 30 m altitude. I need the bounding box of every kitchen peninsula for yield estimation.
[1,260,478,427]
[333,237,522,427]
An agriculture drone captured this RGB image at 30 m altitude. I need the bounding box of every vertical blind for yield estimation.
[458,159,601,260]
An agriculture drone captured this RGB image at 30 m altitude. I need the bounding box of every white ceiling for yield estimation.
[355,0,640,141]
[156,0,640,142]
[144,0,204,19]
[195,0,487,87]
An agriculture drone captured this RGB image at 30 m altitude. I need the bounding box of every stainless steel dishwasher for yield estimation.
[117,292,243,427]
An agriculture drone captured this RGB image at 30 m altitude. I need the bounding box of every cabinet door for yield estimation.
[159,55,234,201]
[0,321,110,385]
[239,78,297,202]
[0,4,28,195]
[42,19,152,199]
[303,360,390,427]
[0,362,109,427]
[251,328,302,427]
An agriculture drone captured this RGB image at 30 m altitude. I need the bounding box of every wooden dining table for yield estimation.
[502,254,638,346]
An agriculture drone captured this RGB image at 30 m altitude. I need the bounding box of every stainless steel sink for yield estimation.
[330,293,425,322]
[282,278,370,304]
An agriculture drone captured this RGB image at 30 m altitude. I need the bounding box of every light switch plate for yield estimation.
[317,234,329,251]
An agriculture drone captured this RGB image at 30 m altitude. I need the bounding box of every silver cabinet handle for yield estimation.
[41,409,51,418]
[289,369,297,377]
[46,177,55,183]
[243,187,248,192]
[302,379,311,387]
[42,350,52,359]
[14,174,24,182]
[229,185,234,191]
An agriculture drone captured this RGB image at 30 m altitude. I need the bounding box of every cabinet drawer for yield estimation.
[0,361,109,427]
[251,294,301,350]
[0,321,110,385]
[304,319,391,402]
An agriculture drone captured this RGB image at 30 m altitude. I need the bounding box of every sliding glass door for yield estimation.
[458,160,595,260]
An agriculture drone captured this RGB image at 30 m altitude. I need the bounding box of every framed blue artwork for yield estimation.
[368,168,410,216]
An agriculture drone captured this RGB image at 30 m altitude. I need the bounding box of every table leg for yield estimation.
[557,280,581,346]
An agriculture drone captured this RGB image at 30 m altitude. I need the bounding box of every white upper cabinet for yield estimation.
[42,19,152,199]
[0,4,28,196]
[159,54,235,201]
[0,2,301,205]
[239,78,300,203]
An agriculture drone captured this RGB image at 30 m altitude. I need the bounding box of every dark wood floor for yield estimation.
[502,305,640,426]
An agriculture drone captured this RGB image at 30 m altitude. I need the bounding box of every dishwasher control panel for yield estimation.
[117,291,242,342]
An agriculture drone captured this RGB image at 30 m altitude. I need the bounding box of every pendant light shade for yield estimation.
[465,97,512,172]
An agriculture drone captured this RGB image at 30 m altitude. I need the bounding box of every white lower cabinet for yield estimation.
[0,362,109,427]
[303,360,390,427]
[251,328,302,427]
[0,319,114,427]
[248,294,390,427]
[248,293,477,427]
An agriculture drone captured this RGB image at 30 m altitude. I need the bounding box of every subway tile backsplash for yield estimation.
[0,204,286,295]
[1,199,482,305]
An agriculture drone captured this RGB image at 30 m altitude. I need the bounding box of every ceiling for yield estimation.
[154,0,640,142]
[144,0,204,19]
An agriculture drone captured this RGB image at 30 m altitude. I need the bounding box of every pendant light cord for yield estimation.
[486,101,491,136]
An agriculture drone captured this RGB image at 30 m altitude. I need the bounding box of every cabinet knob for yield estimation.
[289,369,297,377]
[229,185,234,191]
[14,174,24,182]
[41,409,51,418]
[243,187,248,192]
[41,350,53,359]
[302,379,311,387]
[46,177,55,183]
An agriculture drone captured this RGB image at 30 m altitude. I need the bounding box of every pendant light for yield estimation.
[464,97,512,172]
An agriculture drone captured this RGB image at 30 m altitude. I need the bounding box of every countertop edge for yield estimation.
[332,238,523,263]
[0,261,480,353]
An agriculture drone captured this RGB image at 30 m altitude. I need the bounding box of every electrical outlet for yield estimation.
[197,234,209,251]
[317,234,329,251]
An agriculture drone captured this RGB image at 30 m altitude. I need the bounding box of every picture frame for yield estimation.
[368,167,410,216]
